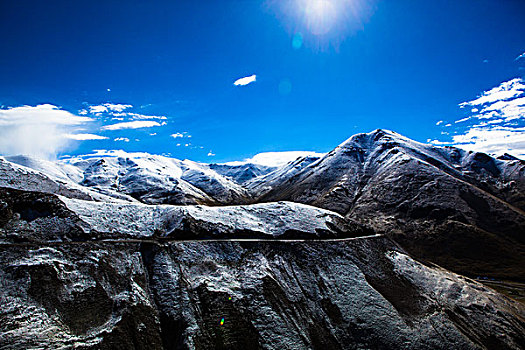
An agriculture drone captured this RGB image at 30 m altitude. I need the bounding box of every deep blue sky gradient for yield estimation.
[1,0,524,162]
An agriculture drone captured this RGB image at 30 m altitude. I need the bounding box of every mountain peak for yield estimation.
[336,129,407,152]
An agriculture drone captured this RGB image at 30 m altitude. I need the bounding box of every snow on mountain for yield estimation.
[257,129,525,212]
[0,156,136,203]
[251,129,525,280]
[245,155,322,197]
[208,163,276,184]
[61,197,371,240]
[69,154,251,205]
[1,130,525,349]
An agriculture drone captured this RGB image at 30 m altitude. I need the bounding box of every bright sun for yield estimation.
[271,0,372,49]
[303,0,338,35]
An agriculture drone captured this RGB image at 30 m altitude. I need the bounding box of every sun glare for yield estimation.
[304,0,337,35]
[270,0,373,50]
[304,0,338,35]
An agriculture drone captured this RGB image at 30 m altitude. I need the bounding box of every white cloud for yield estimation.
[0,104,92,126]
[0,104,95,159]
[101,120,161,130]
[459,78,525,106]
[429,139,450,146]
[114,137,130,142]
[105,103,132,112]
[73,149,152,159]
[88,103,132,115]
[233,74,257,86]
[435,78,525,158]
[207,150,216,156]
[127,112,167,120]
[65,133,108,141]
[436,120,443,125]
[515,51,525,61]
[450,126,525,158]
[89,105,108,114]
[171,133,184,138]
[455,117,470,123]
[225,151,325,167]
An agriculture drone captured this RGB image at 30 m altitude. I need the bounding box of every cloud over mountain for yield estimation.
[433,78,525,158]
[0,104,100,159]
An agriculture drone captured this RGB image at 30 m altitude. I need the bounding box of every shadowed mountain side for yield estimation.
[254,130,525,281]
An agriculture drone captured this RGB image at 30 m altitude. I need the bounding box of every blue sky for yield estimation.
[1,0,524,161]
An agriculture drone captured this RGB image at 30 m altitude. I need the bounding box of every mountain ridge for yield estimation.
[1,128,524,282]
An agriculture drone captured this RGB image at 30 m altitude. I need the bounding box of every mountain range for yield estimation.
[0,129,524,349]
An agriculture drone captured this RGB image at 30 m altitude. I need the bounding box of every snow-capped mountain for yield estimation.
[2,129,524,281]
[256,129,525,280]
[1,129,524,349]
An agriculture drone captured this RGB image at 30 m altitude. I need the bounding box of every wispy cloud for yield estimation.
[448,126,525,155]
[0,104,99,159]
[127,113,167,120]
[65,133,108,141]
[435,78,525,158]
[515,51,525,61]
[114,137,130,142]
[207,150,215,156]
[101,120,161,130]
[82,103,166,121]
[87,103,133,115]
[233,74,257,86]
[171,133,184,138]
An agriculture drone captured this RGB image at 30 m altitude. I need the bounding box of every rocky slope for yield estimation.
[255,130,525,281]
[0,186,524,349]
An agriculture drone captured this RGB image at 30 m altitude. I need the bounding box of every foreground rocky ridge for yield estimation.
[0,187,524,349]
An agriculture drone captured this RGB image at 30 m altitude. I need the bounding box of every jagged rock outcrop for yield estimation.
[0,187,524,349]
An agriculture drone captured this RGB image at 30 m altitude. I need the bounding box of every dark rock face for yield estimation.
[0,187,90,243]
[255,130,525,281]
[0,243,163,349]
[1,239,524,349]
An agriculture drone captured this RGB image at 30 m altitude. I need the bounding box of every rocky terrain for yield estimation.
[1,129,524,349]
